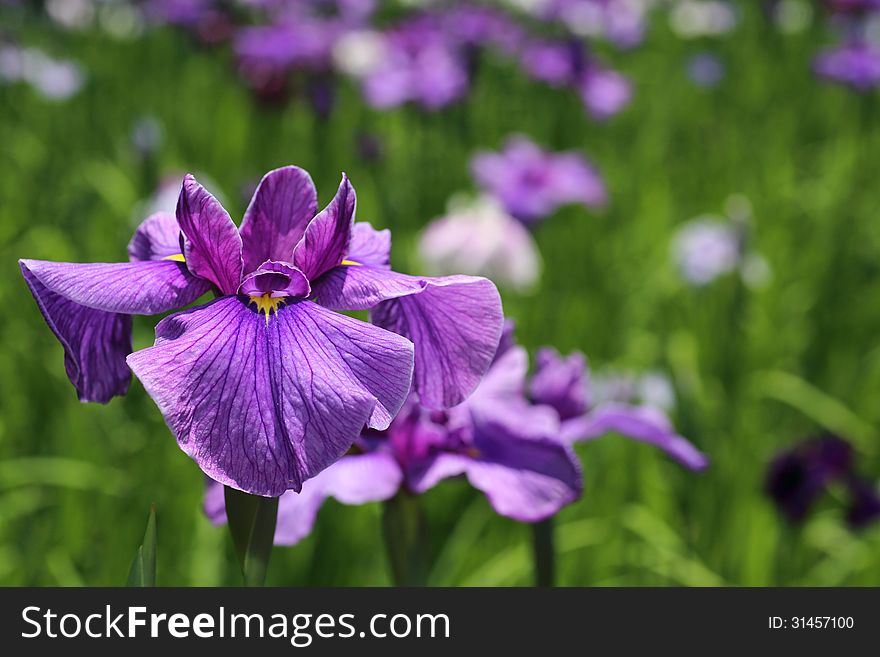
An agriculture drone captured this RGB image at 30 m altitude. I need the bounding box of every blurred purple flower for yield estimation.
[471,135,607,223]
[359,15,470,110]
[518,38,632,119]
[530,346,709,471]
[687,52,725,87]
[526,0,651,49]
[419,196,541,293]
[21,166,502,496]
[766,434,879,529]
[578,64,633,120]
[814,41,880,90]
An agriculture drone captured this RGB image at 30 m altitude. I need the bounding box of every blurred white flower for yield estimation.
[669,0,737,38]
[419,195,542,293]
[332,29,387,78]
[773,0,812,35]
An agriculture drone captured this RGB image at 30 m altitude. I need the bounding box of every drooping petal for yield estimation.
[20,262,132,403]
[313,266,503,409]
[19,259,211,314]
[293,174,356,282]
[127,212,183,261]
[408,408,580,522]
[126,296,414,496]
[466,410,581,522]
[347,222,391,268]
[204,451,402,546]
[239,166,318,274]
[176,174,243,294]
[238,260,310,299]
[563,402,709,471]
[372,275,503,409]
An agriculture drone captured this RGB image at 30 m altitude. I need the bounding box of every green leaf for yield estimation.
[224,486,278,587]
[126,504,157,587]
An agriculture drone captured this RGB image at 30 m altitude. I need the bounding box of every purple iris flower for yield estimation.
[471,135,607,224]
[206,333,583,544]
[528,345,709,471]
[20,166,503,497]
[814,41,880,90]
[766,434,880,529]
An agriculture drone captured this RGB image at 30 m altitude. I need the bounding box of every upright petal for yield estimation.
[528,347,589,421]
[205,452,402,546]
[176,174,243,294]
[20,262,132,403]
[347,222,391,268]
[293,174,355,282]
[19,259,210,314]
[564,403,709,471]
[313,266,503,408]
[127,212,183,261]
[240,166,318,274]
[126,297,414,496]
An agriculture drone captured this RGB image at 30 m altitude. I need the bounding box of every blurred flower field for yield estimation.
[2,0,880,586]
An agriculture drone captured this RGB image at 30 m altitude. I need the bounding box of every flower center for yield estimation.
[249,293,285,325]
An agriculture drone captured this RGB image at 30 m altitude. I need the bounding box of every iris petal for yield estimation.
[127,296,414,496]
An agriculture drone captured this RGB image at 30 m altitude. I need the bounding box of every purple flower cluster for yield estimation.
[766,435,880,529]
[206,323,706,546]
[20,166,503,497]
[813,0,880,89]
[138,1,633,117]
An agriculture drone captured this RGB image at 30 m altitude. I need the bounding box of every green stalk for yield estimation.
[224,486,279,587]
[382,492,431,587]
[531,518,556,587]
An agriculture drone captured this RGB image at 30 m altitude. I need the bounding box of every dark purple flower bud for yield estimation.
[845,478,880,529]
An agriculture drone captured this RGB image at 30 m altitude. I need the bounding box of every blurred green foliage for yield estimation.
[1,5,879,586]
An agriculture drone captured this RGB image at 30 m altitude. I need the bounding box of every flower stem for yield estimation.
[382,491,431,586]
[531,518,556,587]
[223,486,279,587]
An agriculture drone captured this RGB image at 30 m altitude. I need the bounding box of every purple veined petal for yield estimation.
[19,259,211,315]
[313,266,503,409]
[126,296,414,496]
[347,222,391,268]
[467,344,529,408]
[564,402,709,471]
[20,262,132,403]
[205,451,402,546]
[176,174,243,295]
[127,212,183,262]
[293,174,356,282]
[239,166,318,274]
[238,260,311,299]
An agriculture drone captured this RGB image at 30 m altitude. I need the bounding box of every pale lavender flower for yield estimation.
[671,217,741,286]
[687,52,725,87]
[419,196,541,292]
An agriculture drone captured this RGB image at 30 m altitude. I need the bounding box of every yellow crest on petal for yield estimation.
[163,253,186,262]
[249,293,285,325]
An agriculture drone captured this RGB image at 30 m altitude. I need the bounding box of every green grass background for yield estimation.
[2,4,880,586]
